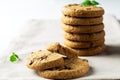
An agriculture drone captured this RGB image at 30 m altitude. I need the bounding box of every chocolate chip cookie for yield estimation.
[72,44,106,56]
[47,42,78,58]
[38,58,89,79]
[64,30,105,41]
[26,50,64,70]
[61,15,103,25]
[62,23,104,33]
[62,4,104,17]
[64,38,104,48]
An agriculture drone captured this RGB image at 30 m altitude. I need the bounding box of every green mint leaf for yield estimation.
[10,55,17,62]
[10,52,19,62]
[12,52,19,59]
[80,0,92,6]
[91,0,99,6]
[80,0,99,6]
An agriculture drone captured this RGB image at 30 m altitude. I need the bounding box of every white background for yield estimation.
[0,0,120,54]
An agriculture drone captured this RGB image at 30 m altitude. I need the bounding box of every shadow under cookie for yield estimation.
[102,45,120,55]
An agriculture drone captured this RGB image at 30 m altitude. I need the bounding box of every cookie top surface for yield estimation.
[62,4,104,17]
[64,4,103,11]
[47,42,78,58]
[26,50,63,70]
[50,58,89,71]
[27,50,62,62]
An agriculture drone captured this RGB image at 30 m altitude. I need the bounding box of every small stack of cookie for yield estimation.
[26,42,89,79]
[61,4,105,56]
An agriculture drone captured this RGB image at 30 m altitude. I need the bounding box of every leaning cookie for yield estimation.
[62,23,104,33]
[26,50,64,71]
[38,58,89,79]
[61,15,103,25]
[47,42,78,58]
[62,4,104,17]
[64,30,105,41]
[72,44,106,56]
[64,38,104,48]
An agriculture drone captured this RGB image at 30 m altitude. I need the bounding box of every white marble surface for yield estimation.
[0,0,120,55]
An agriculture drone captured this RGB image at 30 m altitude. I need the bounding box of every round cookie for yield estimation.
[38,58,89,79]
[47,42,78,58]
[64,38,105,48]
[62,23,104,33]
[64,30,105,41]
[26,50,64,71]
[71,44,106,56]
[62,4,104,17]
[61,16,103,25]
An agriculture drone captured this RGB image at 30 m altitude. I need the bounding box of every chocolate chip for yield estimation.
[64,66,71,70]
[34,56,48,61]
[40,55,48,60]
[56,49,59,53]
[83,59,88,62]
[63,57,69,60]
[29,60,34,65]
[62,47,67,53]
[90,42,94,47]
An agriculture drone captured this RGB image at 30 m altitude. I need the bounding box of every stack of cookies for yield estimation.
[61,4,105,56]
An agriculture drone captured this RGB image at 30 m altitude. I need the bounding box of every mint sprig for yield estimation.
[80,0,99,6]
[10,52,20,62]
[81,0,92,6]
[91,0,99,6]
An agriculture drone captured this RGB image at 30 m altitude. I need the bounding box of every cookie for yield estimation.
[61,15,103,25]
[64,38,104,48]
[64,30,105,41]
[71,44,106,56]
[26,50,64,70]
[38,58,89,79]
[62,23,104,33]
[62,4,104,17]
[47,42,78,58]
